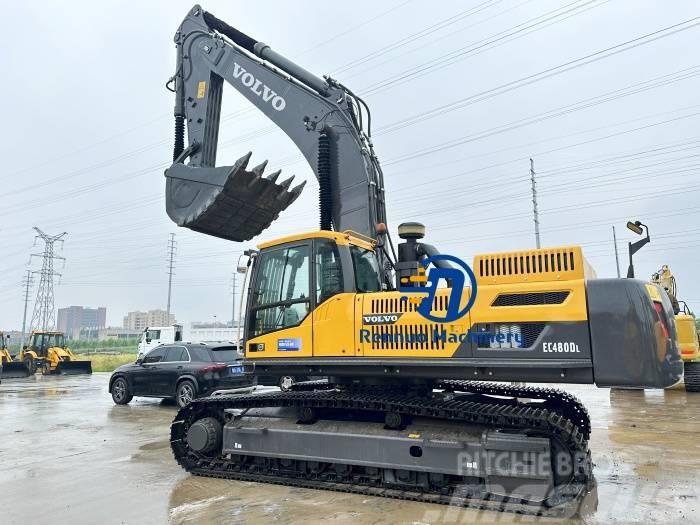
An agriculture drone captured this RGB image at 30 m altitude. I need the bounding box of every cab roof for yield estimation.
[257,230,376,251]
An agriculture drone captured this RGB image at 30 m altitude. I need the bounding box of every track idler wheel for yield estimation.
[297,406,317,424]
[186,417,222,455]
[384,411,404,429]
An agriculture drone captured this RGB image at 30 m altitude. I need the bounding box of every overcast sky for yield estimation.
[1,0,699,330]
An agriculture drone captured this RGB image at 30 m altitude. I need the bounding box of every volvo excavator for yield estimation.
[165,6,682,514]
[651,265,700,392]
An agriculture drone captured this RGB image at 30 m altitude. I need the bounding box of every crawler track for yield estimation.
[437,380,591,440]
[171,386,593,516]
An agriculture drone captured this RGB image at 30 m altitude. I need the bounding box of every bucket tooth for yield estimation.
[238,151,253,169]
[290,180,307,198]
[251,160,268,177]
[278,175,295,192]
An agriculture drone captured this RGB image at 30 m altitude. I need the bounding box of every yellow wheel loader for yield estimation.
[651,265,700,391]
[18,331,92,375]
[0,332,32,379]
[162,6,682,514]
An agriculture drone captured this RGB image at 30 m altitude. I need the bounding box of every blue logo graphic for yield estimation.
[399,254,478,323]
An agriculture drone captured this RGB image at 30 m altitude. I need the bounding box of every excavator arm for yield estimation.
[165,5,389,247]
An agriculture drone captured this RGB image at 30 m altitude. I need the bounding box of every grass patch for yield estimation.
[81,353,137,372]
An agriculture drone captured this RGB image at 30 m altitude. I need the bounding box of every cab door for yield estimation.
[312,239,356,357]
[155,346,186,395]
[246,242,314,358]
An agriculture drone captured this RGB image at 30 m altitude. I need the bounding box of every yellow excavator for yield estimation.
[163,6,682,514]
[17,331,92,375]
[0,331,32,379]
[651,265,700,392]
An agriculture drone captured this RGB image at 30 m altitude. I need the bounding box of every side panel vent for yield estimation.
[479,251,575,277]
[369,293,450,314]
[369,324,445,351]
[473,323,545,348]
[492,291,569,307]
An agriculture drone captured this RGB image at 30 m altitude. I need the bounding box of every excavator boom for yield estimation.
[166,5,388,246]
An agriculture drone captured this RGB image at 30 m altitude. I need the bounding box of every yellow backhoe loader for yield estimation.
[0,331,32,379]
[651,265,700,391]
[17,331,92,375]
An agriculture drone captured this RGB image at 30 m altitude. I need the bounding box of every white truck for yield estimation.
[137,324,183,358]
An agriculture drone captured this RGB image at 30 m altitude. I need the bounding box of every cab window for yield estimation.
[315,240,343,304]
[251,244,310,337]
[143,347,166,363]
[145,329,161,342]
[350,246,382,292]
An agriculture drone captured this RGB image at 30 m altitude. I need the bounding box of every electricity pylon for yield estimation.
[29,227,67,332]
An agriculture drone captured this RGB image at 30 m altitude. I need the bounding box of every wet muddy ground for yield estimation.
[1,374,698,524]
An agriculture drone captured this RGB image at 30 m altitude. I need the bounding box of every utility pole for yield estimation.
[231,272,237,328]
[166,233,177,318]
[29,227,67,333]
[612,226,621,278]
[530,158,541,248]
[20,270,33,349]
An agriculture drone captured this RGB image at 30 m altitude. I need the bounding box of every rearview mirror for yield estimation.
[626,221,644,235]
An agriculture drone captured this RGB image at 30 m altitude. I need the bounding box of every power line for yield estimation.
[530,158,541,248]
[330,0,506,75]
[166,233,177,318]
[20,270,34,349]
[360,0,609,96]
[383,65,700,165]
[376,17,700,136]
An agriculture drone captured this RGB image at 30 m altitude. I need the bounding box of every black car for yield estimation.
[109,342,256,408]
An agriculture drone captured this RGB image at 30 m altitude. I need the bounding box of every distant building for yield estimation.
[190,321,230,329]
[57,306,107,339]
[97,327,141,341]
[123,310,176,331]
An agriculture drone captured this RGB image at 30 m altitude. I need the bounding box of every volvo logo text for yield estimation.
[232,63,286,111]
[362,314,402,325]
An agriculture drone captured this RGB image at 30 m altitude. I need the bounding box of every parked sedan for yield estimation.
[109,342,255,408]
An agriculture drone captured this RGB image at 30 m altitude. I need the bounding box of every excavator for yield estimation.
[0,332,32,379]
[17,331,92,375]
[165,6,682,514]
[651,265,700,392]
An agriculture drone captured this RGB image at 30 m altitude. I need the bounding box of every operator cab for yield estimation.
[30,332,65,357]
[244,231,382,343]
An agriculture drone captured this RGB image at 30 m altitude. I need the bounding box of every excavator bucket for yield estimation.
[165,153,306,242]
[1,360,32,379]
[55,360,93,375]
